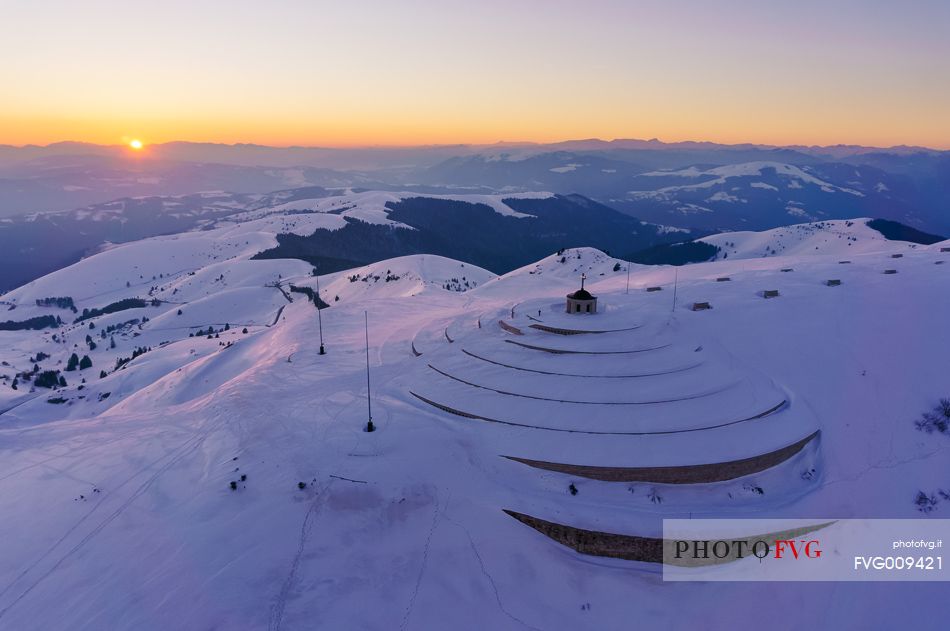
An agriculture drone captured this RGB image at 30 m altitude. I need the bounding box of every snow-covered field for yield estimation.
[0,217,948,629]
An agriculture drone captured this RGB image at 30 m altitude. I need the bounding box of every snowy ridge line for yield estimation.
[408,391,788,435]
[502,510,835,565]
[459,348,704,378]
[503,430,820,484]
[425,364,739,405]
[504,339,671,355]
[527,323,642,335]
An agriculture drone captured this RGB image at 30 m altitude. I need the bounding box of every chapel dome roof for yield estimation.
[567,288,594,300]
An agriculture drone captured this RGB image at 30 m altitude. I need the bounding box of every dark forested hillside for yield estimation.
[253,194,692,274]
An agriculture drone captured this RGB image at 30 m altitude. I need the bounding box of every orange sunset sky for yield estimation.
[3,0,950,149]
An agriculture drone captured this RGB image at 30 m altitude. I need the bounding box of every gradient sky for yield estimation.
[3,0,950,148]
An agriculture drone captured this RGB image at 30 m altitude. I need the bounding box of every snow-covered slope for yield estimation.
[0,230,948,629]
[224,189,551,227]
[493,246,629,283]
[700,218,927,260]
[0,208,495,421]
[638,161,864,196]
[310,254,495,303]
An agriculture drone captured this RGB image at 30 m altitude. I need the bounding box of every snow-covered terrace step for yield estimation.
[503,339,671,355]
[457,348,704,379]
[425,362,741,406]
[409,367,786,435]
[502,430,820,484]
[430,351,731,402]
[452,341,706,376]
[410,387,817,468]
[526,322,643,335]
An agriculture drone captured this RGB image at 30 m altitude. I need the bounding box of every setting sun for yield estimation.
[129,139,143,150]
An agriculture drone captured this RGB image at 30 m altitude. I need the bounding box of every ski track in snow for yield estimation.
[267,388,357,631]
[443,512,543,631]
[0,412,227,621]
[268,486,328,631]
[399,490,445,631]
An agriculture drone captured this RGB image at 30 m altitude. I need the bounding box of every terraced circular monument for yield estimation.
[409,290,821,563]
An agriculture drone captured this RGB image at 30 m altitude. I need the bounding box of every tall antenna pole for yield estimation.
[364,311,375,432]
[315,270,325,355]
[625,262,631,294]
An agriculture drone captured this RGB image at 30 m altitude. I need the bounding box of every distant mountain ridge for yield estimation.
[2,138,947,236]
[2,137,944,168]
[417,153,950,235]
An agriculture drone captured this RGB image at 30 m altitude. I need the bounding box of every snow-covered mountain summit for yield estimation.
[0,221,948,629]
[638,161,864,196]
[701,218,936,260]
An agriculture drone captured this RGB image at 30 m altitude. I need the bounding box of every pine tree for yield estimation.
[110,336,116,349]
[66,353,79,371]
[79,355,92,370]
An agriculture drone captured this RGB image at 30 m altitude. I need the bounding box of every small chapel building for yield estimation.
[566,274,597,314]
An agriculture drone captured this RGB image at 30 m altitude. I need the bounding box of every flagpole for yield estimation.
[672,268,678,313]
[364,311,375,432]
[316,270,325,355]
